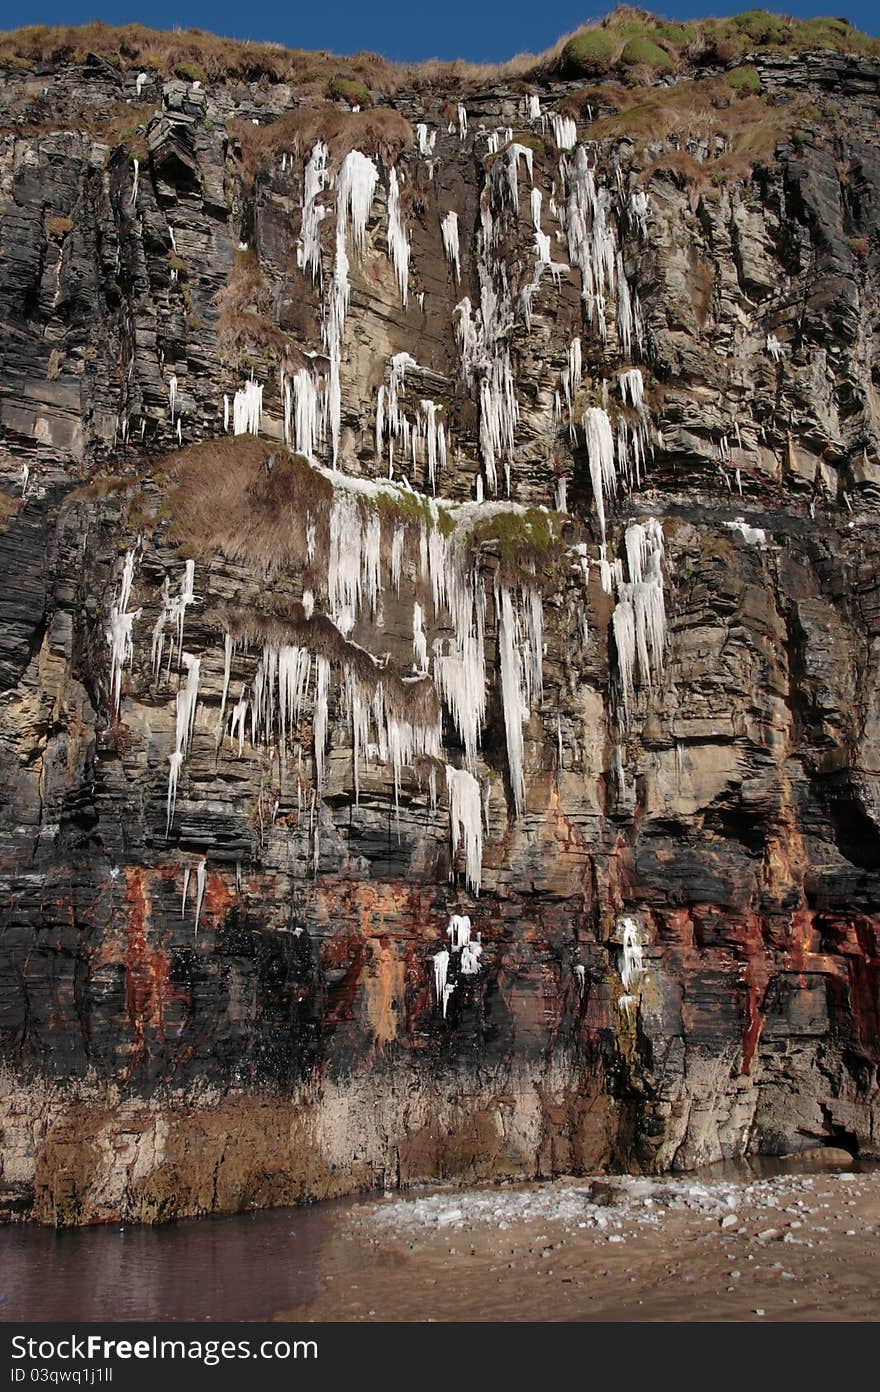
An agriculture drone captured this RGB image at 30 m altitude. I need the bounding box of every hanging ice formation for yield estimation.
[325,149,379,464]
[386,167,410,306]
[766,334,783,362]
[433,947,454,1016]
[105,548,142,717]
[558,145,644,353]
[151,560,196,679]
[233,379,263,436]
[446,764,483,893]
[166,652,201,835]
[457,103,468,139]
[441,210,461,283]
[297,141,329,281]
[495,584,543,818]
[194,858,207,937]
[610,518,666,720]
[287,366,326,458]
[724,518,767,546]
[551,114,577,150]
[617,916,645,1019]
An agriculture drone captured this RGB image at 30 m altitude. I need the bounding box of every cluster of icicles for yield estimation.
[603,516,667,721]
[433,912,484,1018]
[105,482,545,895]
[617,915,645,1022]
[250,111,651,514]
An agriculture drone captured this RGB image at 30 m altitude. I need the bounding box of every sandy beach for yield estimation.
[279,1157,880,1322]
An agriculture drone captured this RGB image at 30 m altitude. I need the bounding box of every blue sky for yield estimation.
[0,2,876,63]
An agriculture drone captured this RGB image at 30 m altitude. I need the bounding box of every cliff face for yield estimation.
[2,39,880,1224]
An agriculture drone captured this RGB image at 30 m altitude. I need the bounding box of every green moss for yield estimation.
[468,506,561,581]
[731,10,788,44]
[726,65,761,93]
[328,74,372,107]
[620,36,675,71]
[174,60,207,84]
[655,23,691,46]
[559,28,617,76]
[168,253,188,274]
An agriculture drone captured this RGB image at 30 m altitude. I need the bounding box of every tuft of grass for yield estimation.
[558,28,617,76]
[328,74,372,107]
[173,60,208,84]
[726,65,762,93]
[620,35,675,71]
[47,214,73,239]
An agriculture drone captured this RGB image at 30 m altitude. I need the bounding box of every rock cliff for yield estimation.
[2,14,880,1223]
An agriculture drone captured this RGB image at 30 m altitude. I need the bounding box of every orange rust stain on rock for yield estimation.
[121,867,180,1070]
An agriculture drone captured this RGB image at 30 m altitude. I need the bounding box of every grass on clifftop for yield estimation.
[0,10,878,91]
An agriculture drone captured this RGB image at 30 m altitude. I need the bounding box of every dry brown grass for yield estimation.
[156,436,333,576]
[1,11,879,98]
[572,73,815,184]
[229,105,413,187]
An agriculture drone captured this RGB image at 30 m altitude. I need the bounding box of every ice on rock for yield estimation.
[167,374,177,419]
[446,765,483,894]
[433,947,451,1014]
[325,150,378,464]
[413,603,428,675]
[447,913,472,949]
[496,587,529,818]
[289,367,325,458]
[386,167,410,306]
[151,559,196,680]
[441,210,461,283]
[619,368,644,409]
[584,407,617,543]
[136,71,147,96]
[194,858,207,937]
[551,113,577,150]
[457,103,468,139]
[766,334,783,362]
[166,652,201,835]
[297,141,329,282]
[105,548,142,718]
[416,123,437,157]
[479,351,518,494]
[619,916,645,991]
[724,518,767,546]
[611,519,666,716]
[233,379,263,436]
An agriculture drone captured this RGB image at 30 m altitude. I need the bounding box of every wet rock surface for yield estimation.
[1,46,880,1224]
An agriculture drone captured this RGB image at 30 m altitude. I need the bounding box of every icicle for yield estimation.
[136,71,147,96]
[166,652,201,835]
[325,150,378,464]
[574,963,585,995]
[223,394,230,432]
[181,866,191,918]
[555,477,568,512]
[168,374,177,419]
[314,656,330,787]
[479,351,518,495]
[551,114,577,150]
[619,368,644,409]
[291,368,324,458]
[619,917,644,991]
[413,603,428,675]
[194,858,207,937]
[496,587,528,818]
[434,948,451,1014]
[416,123,437,157]
[446,765,483,894]
[130,157,139,208]
[440,210,461,283]
[233,379,262,436]
[297,141,329,282]
[457,103,468,139]
[583,407,616,543]
[105,548,142,718]
[527,93,541,121]
[216,632,234,745]
[766,334,782,362]
[386,167,410,306]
